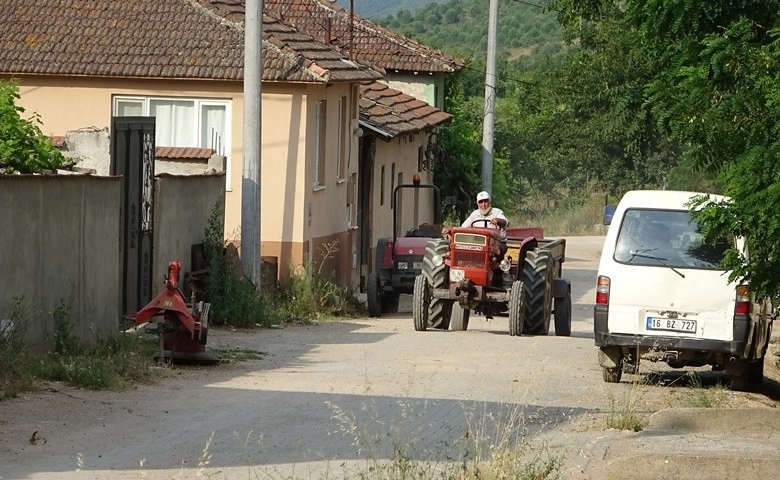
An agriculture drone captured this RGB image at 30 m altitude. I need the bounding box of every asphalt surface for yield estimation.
[0,236,778,480]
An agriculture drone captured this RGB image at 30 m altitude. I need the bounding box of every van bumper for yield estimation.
[594,305,749,357]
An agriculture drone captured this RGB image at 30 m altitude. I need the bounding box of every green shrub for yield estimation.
[202,200,364,326]
[284,241,365,321]
[0,80,66,174]
[1,296,158,397]
[202,199,283,328]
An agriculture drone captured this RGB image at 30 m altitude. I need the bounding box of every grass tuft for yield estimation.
[603,380,648,432]
[685,372,726,408]
[1,296,158,398]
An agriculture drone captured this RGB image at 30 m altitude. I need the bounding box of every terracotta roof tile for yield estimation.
[359,82,451,139]
[0,0,381,83]
[265,0,464,74]
[155,147,214,160]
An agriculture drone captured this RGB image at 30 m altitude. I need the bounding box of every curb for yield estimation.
[603,408,780,479]
[606,454,780,480]
[648,407,780,433]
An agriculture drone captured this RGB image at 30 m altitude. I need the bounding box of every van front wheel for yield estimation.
[603,366,622,383]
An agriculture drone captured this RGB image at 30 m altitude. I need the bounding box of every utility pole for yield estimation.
[349,0,354,60]
[242,0,262,286]
[481,0,499,194]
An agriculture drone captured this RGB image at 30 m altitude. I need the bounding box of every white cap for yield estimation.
[476,191,490,201]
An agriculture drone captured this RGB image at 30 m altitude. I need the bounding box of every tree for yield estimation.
[550,0,780,297]
[0,80,65,174]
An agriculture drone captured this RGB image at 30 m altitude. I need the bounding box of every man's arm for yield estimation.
[490,208,509,228]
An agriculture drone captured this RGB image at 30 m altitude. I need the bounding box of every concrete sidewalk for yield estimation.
[603,408,780,479]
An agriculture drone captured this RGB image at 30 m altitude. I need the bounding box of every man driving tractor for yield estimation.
[444,190,509,260]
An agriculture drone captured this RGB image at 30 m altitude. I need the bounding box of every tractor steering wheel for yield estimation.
[471,219,493,229]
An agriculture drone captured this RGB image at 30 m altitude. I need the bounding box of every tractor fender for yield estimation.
[552,277,570,298]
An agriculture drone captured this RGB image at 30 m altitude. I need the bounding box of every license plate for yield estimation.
[646,317,697,333]
[450,269,465,282]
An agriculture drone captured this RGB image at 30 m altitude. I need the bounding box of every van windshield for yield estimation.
[613,208,731,270]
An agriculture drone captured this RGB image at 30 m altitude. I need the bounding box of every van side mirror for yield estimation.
[603,205,617,225]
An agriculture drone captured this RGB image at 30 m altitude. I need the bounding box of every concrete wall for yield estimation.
[0,173,225,350]
[153,173,226,286]
[14,77,364,289]
[61,127,111,175]
[0,175,122,350]
[59,128,225,176]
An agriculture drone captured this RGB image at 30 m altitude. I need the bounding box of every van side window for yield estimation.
[614,209,729,269]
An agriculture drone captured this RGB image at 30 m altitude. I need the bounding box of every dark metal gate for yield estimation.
[111,116,155,317]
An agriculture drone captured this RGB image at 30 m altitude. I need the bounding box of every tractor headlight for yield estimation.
[432,255,444,267]
[499,259,511,272]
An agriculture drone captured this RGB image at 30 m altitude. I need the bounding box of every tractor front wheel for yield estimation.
[367,272,382,317]
[422,238,452,330]
[412,275,429,331]
[508,280,524,336]
[450,303,470,331]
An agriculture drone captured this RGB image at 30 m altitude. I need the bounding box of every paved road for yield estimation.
[1,236,778,480]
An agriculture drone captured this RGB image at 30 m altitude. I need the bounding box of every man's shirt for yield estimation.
[461,207,509,240]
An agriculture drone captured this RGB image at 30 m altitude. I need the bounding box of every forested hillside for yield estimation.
[334,0,438,19]
[376,0,562,63]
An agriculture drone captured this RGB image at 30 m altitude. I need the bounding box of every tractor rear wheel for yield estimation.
[422,238,452,330]
[522,249,553,335]
[450,304,470,331]
[508,280,524,336]
[553,288,572,336]
[412,275,429,331]
[367,272,382,317]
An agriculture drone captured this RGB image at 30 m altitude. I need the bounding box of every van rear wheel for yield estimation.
[746,358,765,385]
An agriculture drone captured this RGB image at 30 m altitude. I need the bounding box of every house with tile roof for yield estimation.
[265,0,463,289]
[355,81,451,280]
[1,0,457,295]
[0,0,385,290]
[265,0,464,110]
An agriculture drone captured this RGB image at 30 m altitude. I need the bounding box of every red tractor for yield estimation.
[367,175,442,317]
[412,224,572,336]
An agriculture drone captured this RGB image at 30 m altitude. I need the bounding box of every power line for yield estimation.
[507,0,548,9]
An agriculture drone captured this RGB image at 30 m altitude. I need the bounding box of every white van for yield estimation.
[595,190,774,389]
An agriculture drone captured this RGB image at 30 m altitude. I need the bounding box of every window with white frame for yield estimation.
[113,95,231,187]
[314,100,327,188]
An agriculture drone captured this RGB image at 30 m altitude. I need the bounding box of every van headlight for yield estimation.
[432,255,444,267]
[499,259,511,272]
